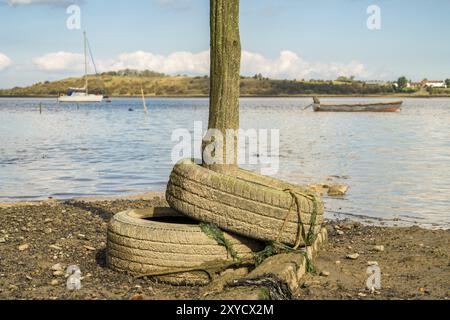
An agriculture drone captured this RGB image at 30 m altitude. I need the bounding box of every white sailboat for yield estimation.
[58,32,103,103]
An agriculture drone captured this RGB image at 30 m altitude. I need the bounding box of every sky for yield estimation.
[0,0,449,88]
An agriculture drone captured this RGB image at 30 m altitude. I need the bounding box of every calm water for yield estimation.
[0,97,449,229]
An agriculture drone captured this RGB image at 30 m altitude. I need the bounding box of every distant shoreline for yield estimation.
[2,70,448,99]
[1,94,449,99]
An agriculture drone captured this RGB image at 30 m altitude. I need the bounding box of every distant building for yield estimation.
[421,80,446,88]
[409,82,422,88]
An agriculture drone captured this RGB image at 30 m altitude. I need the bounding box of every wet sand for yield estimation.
[0,196,448,300]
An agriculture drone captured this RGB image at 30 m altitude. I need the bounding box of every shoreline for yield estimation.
[1,192,448,231]
[1,94,450,99]
[0,195,448,300]
[0,192,165,208]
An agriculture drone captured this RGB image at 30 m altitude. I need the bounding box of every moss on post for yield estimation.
[203,0,241,174]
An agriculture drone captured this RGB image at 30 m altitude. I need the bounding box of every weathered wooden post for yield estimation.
[203,0,241,175]
[166,0,325,263]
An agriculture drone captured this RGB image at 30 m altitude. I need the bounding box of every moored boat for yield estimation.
[58,32,103,103]
[58,89,104,103]
[312,97,402,112]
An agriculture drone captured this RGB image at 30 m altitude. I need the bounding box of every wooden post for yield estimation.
[203,0,241,174]
[141,87,148,114]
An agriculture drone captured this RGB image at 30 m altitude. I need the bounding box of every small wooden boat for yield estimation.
[312,97,402,112]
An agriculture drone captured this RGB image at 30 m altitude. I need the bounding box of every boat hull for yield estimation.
[58,95,104,103]
[313,101,402,112]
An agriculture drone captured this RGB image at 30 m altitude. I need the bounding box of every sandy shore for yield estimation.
[0,196,448,300]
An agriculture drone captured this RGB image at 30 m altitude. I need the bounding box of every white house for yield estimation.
[408,82,422,88]
[421,80,446,88]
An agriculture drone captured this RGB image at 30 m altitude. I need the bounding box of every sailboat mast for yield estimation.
[84,31,88,95]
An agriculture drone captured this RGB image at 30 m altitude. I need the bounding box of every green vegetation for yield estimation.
[428,87,450,95]
[397,76,409,90]
[445,79,450,88]
[399,87,419,93]
[0,70,442,97]
[335,76,355,83]
[200,222,240,261]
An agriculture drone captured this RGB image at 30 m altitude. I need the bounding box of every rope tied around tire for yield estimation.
[277,189,319,250]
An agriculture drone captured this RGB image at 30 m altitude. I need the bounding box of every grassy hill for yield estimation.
[0,69,434,97]
[0,70,209,97]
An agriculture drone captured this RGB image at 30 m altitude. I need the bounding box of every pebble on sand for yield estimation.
[320,271,331,277]
[18,244,30,251]
[346,253,360,260]
[374,245,385,252]
[53,271,65,277]
[51,263,64,272]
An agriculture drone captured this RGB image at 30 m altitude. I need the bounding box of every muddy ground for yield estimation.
[0,197,448,300]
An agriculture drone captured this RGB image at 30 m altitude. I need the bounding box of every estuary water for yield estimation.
[0,97,449,229]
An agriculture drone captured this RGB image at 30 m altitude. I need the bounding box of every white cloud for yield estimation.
[98,50,210,75]
[242,50,367,80]
[32,49,372,80]
[33,51,84,72]
[0,53,13,71]
[4,0,81,6]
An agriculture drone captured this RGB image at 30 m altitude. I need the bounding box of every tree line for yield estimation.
[1,70,449,97]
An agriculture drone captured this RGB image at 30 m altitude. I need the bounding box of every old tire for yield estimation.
[107,207,263,286]
[166,159,324,246]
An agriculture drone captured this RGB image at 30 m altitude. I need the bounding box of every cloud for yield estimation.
[242,50,367,80]
[32,49,371,80]
[0,53,13,71]
[98,50,210,75]
[33,51,84,71]
[4,0,81,6]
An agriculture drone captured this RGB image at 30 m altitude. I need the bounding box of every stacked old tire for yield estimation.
[107,159,324,285]
[107,207,263,285]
